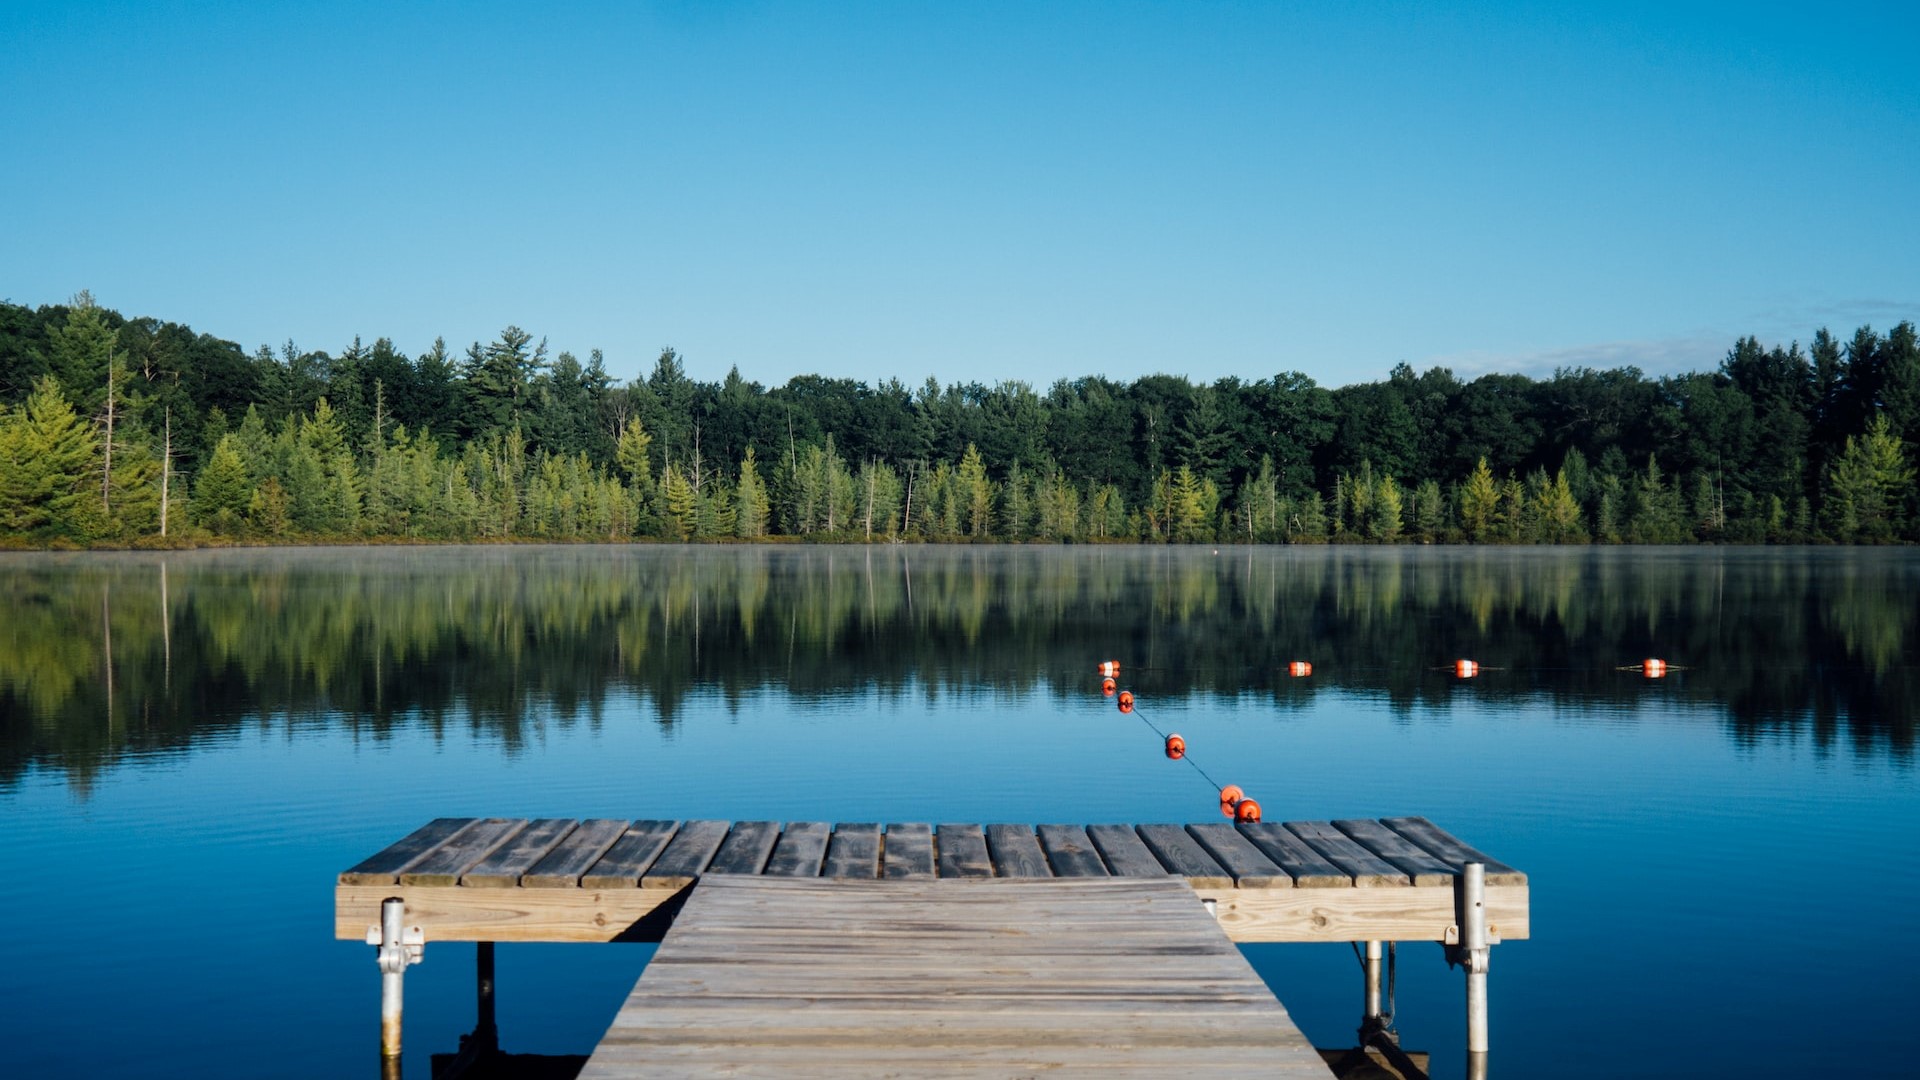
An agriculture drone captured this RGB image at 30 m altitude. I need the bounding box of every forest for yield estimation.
[1,293,1915,546]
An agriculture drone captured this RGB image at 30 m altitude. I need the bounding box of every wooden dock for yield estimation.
[338,817,1526,1077]
[580,875,1333,1078]
[336,817,1529,945]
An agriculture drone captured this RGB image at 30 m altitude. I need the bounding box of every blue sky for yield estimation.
[3,1,1915,390]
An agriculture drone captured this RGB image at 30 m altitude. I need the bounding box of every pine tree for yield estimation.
[734,446,770,538]
[957,444,994,537]
[194,434,253,534]
[1369,475,1403,542]
[1459,457,1498,542]
[0,377,102,538]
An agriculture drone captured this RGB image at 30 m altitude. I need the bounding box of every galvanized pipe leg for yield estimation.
[372,898,424,1072]
[1459,861,1491,1071]
[1358,939,1389,1045]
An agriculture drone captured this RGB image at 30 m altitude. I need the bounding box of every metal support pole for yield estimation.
[1460,861,1491,1057]
[1357,939,1392,1046]
[372,898,424,1070]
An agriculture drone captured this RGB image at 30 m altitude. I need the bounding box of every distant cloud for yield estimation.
[1418,297,1918,382]
[1421,334,1731,381]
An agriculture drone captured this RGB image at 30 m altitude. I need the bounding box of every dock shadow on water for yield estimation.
[3,544,1914,790]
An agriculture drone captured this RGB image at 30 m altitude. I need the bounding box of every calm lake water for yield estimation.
[2,544,1915,1079]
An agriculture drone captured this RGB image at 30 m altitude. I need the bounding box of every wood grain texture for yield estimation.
[1136,823,1233,888]
[934,823,993,878]
[881,823,934,879]
[704,821,779,876]
[1382,816,1527,885]
[1236,823,1351,888]
[400,819,527,887]
[1284,821,1409,887]
[1198,883,1532,943]
[462,818,579,887]
[580,821,681,890]
[577,877,1334,1078]
[1036,824,1109,878]
[1187,823,1291,888]
[1333,819,1456,886]
[523,819,630,888]
[985,823,1051,878]
[643,820,731,889]
[763,822,830,878]
[821,823,881,879]
[339,818,477,885]
[1085,823,1172,878]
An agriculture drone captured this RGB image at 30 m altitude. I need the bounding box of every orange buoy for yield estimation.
[1234,798,1262,823]
[1288,661,1312,678]
[1455,659,1479,678]
[1099,660,1121,678]
[1117,690,1134,714]
[1218,784,1243,805]
[1102,676,1116,696]
[1165,733,1186,760]
[1643,658,1667,678]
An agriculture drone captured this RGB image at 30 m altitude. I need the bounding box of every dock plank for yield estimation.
[463,818,580,887]
[400,819,527,887]
[339,818,477,885]
[822,823,881,879]
[523,819,630,888]
[1084,823,1169,878]
[1237,823,1351,887]
[1383,816,1528,885]
[1334,819,1456,886]
[705,821,780,876]
[1136,823,1233,888]
[1036,824,1109,878]
[1284,822,1409,887]
[579,876,1334,1079]
[763,822,830,878]
[1187,823,1290,888]
[882,823,934,879]
[935,824,993,878]
[985,823,1052,878]
[642,820,731,889]
[580,821,681,890]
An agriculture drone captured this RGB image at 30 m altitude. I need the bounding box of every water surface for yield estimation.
[1,545,1914,1078]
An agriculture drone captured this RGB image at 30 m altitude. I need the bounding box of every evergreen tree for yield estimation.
[193,433,252,534]
[1459,457,1499,542]
[734,446,770,538]
[0,377,101,538]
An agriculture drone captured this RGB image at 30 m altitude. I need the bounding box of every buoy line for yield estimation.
[1097,659,1261,823]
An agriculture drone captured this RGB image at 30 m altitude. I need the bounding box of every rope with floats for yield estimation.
[1099,659,1267,823]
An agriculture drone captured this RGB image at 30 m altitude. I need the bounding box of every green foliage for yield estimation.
[0,377,102,538]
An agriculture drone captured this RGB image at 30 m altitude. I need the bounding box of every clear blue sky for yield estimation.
[4,1,1915,390]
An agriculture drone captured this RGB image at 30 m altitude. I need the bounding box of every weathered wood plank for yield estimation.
[882,823,934,879]
[1197,882,1531,943]
[704,821,780,876]
[1382,816,1528,885]
[1036,824,1109,878]
[579,877,1335,1079]
[1135,823,1233,888]
[763,822,830,878]
[461,818,579,887]
[985,823,1052,878]
[1284,821,1409,887]
[400,819,527,887]
[339,818,478,885]
[1186,823,1290,888]
[335,880,1529,945]
[935,823,993,878]
[523,819,631,888]
[1236,822,1351,887]
[642,820,731,889]
[1085,823,1170,878]
[579,821,681,890]
[822,823,881,879]
[1333,819,1455,886]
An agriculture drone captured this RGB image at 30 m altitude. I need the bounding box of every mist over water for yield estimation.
[2,545,1914,1078]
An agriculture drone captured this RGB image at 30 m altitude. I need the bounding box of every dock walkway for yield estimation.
[580,875,1333,1078]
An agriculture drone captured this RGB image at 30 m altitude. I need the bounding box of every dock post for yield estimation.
[1459,861,1491,1063]
[473,941,499,1055]
[1359,940,1387,1043]
[372,898,424,1071]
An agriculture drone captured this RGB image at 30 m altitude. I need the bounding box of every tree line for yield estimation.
[1,292,1915,546]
